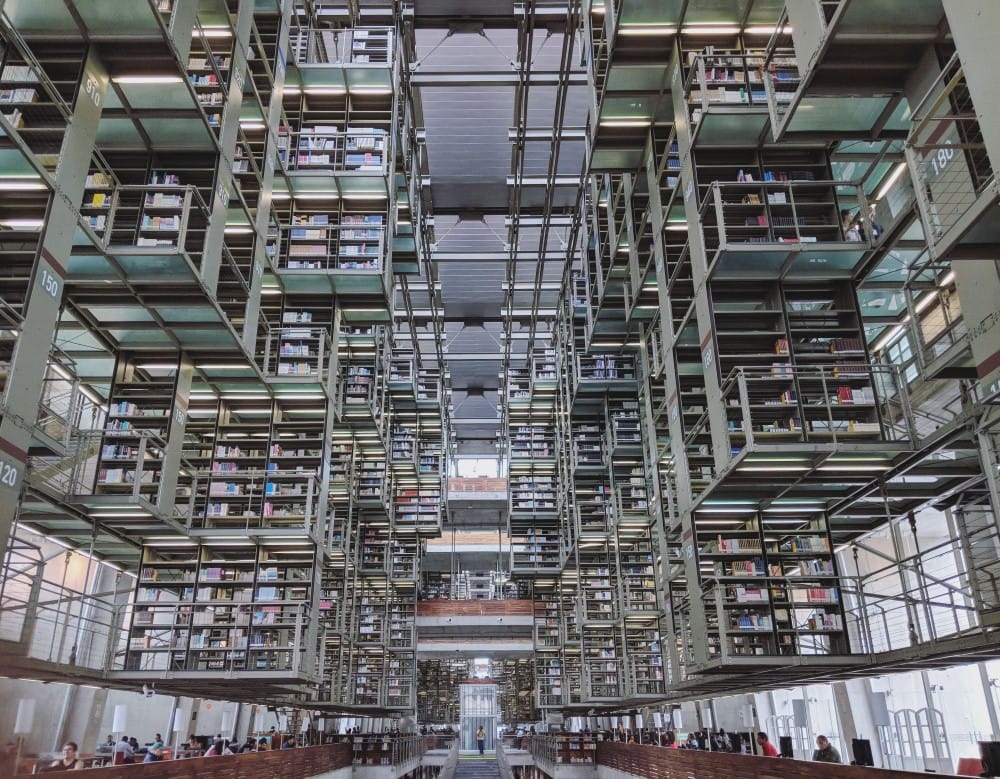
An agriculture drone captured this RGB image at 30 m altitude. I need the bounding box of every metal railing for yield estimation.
[684,51,770,117]
[701,180,873,252]
[260,325,333,384]
[289,26,394,66]
[905,51,997,256]
[101,185,211,267]
[279,128,390,174]
[350,734,425,767]
[180,470,321,537]
[713,364,916,449]
[0,546,130,671]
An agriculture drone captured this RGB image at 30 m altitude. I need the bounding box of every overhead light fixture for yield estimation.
[239,122,266,131]
[682,26,741,35]
[304,87,347,95]
[195,26,232,38]
[618,25,676,36]
[0,219,44,229]
[223,226,253,234]
[745,26,793,35]
[114,75,183,84]
[599,119,651,128]
[0,178,46,191]
[293,192,339,200]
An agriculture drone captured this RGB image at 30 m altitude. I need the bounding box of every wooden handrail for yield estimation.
[596,742,965,779]
[39,742,352,777]
[417,599,532,617]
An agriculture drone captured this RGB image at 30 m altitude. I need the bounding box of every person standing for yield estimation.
[756,732,779,757]
[476,725,486,755]
[812,735,841,763]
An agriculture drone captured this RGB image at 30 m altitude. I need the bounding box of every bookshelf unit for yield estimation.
[536,655,564,709]
[393,485,441,531]
[579,551,618,623]
[582,624,623,699]
[554,734,598,765]
[126,545,314,674]
[510,423,555,460]
[96,357,178,500]
[692,508,847,659]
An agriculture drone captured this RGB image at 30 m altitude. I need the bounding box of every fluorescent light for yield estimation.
[91,512,152,518]
[230,408,272,414]
[304,87,346,95]
[239,122,266,131]
[195,27,232,38]
[293,193,339,200]
[618,25,676,36]
[0,218,43,229]
[136,362,177,370]
[599,119,651,128]
[737,466,810,472]
[683,26,741,35]
[817,464,887,472]
[876,162,908,201]
[114,75,183,84]
[196,363,250,369]
[745,26,792,35]
[350,87,392,95]
[224,226,253,234]
[0,180,46,191]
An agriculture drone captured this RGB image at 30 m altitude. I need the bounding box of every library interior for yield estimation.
[1,0,1000,778]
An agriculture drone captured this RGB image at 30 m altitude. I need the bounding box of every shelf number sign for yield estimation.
[38,267,60,299]
[929,139,954,178]
[0,439,26,494]
[83,73,102,109]
[36,250,65,302]
[702,343,714,368]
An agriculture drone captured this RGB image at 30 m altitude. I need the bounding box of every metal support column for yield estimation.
[0,50,108,566]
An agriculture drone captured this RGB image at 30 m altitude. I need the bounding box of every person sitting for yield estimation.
[238,737,256,754]
[112,736,134,765]
[51,742,84,771]
[756,731,779,757]
[257,737,271,751]
[205,739,226,757]
[143,740,164,763]
[812,735,841,763]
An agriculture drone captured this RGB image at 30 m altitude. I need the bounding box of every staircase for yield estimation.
[456,751,501,779]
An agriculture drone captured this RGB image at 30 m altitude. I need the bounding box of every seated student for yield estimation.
[205,739,226,757]
[112,736,134,765]
[756,731,779,757]
[51,742,84,771]
[812,735,841,763]
[257,737,271,751]
[238,737,257,754]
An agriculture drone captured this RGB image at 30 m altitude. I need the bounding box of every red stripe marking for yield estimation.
[977,348,1000,379]
[40,247,67,279]
[0,436,28,463]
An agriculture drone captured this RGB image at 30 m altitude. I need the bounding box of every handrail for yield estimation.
[37,741,352,777]
[595,741,964,779]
